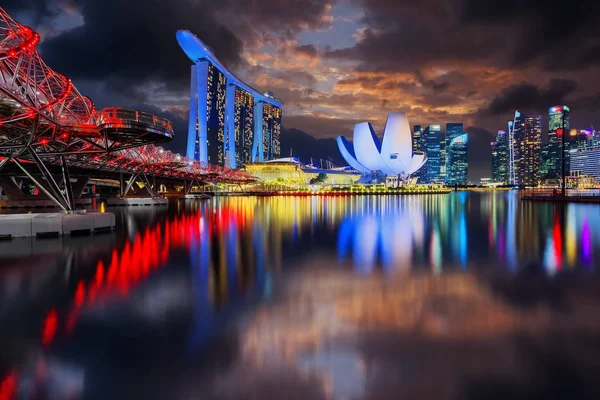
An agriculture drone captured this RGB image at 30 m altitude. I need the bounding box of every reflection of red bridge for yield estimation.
[0,211,205,399]
[0,7,253,210]
[0,202,259,397]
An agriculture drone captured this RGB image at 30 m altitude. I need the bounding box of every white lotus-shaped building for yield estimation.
[337,112,427,183]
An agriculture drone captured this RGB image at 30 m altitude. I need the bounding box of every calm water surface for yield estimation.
[1,192,600,399]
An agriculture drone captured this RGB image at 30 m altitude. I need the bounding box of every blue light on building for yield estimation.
[177,30,283,168]
[491,130,509,184]
[446,133,468,185]
[445,123,466,184]
[424,124,441,183]
[545,105,571,181]
[569,145,600,182]
[412,125,427,182]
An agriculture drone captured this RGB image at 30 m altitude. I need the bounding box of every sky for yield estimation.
[6,0,600,180]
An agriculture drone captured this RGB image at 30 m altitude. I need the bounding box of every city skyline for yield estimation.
[489,104,600,187]
[7,1,600,181]
[411,123,467,184]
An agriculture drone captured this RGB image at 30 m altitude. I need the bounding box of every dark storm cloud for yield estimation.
[486,79,578,115]
[224,0,333,41]
[459,0,600,70]
[2,0,57,24]
[573,93,600,112]
[40,0,243,94]
[331,0,600,72]
[283,115,364,138]
[280,127,344,166]
[73,80,189,155]
[39,0,332,96]
[294,44,319,58]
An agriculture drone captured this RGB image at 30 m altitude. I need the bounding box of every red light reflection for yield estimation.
[0,372,16,400]
[36,208,249,348]
[553,213,563,270]
[41,309,58,346]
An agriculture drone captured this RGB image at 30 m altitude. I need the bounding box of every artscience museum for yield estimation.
[337,112,427,184]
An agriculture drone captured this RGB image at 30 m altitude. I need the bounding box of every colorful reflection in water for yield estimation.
[2,192,600,398]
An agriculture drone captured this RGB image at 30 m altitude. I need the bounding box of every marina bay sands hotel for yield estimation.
[177,30,283,168]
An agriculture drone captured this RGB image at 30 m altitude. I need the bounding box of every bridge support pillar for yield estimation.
[12,154,70,212]
[123,173,138,197]
[0,176,25,200]
[72,176,90,199]
[61,156,75,209]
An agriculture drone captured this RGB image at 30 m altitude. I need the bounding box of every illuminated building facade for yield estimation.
[412,125,427,182]
[446,133,468,185]
[569,145,600,183]
[206,63,227,165]
[510,111,542,186]
[507,119,515,184]
[424,125,442,183]
[337,112,426,184]
[540,144,549,181]
[440,140,446,183]
[244,161,361,185]
[261,102,282,161]
[177,30,283,168]
[491,130,509,184]
[573,129,593,149]
[233,87,254,166]
[545,105,570,180]
[445,123,467,185]
[442,123,468,185]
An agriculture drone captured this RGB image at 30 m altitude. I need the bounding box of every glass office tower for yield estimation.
[491,130,509,184]
[424,124,441,183]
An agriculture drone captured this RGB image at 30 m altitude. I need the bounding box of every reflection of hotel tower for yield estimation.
[186,196,351,307]
[177,30,283,168]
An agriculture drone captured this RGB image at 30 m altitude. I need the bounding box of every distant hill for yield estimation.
[280,127,346,167]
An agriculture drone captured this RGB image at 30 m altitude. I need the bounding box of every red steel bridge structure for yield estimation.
[0,7,253,211]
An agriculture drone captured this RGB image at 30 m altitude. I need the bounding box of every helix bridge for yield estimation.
[0,7,253,211]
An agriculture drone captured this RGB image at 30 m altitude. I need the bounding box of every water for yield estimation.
[2,192,600,399]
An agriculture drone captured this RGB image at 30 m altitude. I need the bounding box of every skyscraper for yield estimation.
[178,30,283,168]
[440,139,446,183]
[491,130,509,184]
[261,102,282,161]
[511,111,542,186]
[540,143,550,181]
[445,123,467,185]
[424,124,441,183]
[412,125,427,182]
[233,87,254,166]
[570,145,600,182]
[508,119,515,184]
[205,63,227,166]
[546,105,570,181]
[447,134,468,185]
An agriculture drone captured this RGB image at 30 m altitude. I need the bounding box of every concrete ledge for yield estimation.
[0,212,115,239]
[62,213,94,235]
[0,214,37,238]
[91,212,116,232]
[32,213,64,237]
[106,197,168,207]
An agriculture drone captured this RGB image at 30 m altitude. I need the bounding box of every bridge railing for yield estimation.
[96,107,173,131]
